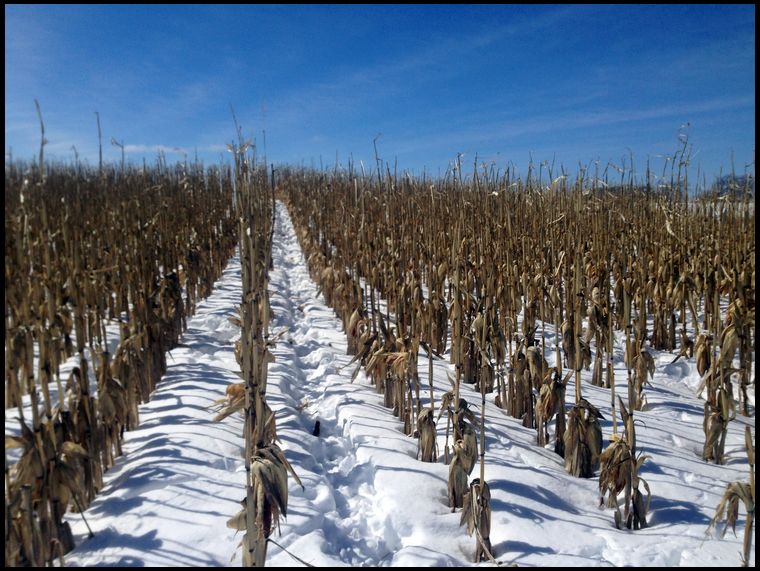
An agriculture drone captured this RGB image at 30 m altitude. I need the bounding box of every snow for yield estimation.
[63,261,245,566]
[47,201,754,566]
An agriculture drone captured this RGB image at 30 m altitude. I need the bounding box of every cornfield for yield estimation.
[277,160,754,562]
[5,159,237,566]
[5,148,754,566]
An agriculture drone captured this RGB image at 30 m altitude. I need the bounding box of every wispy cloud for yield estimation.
[237,6,583,137]
[386,94,755,158]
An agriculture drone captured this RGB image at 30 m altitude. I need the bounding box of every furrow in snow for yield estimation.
[264,201,402,566]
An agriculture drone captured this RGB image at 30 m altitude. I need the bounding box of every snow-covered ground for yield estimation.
[58,201,753,567]
[63,258,245,566]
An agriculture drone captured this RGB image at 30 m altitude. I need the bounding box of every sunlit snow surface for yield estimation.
[61,201,754,567]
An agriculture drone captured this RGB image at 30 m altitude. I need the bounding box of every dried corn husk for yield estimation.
[460,478,493,562]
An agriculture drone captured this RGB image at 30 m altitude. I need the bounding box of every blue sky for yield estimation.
[5,4,755,184]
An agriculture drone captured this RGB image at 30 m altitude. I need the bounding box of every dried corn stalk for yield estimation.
[707,427,755,567]
[417,408,437,462]
[599,398,652,529]
[460,478,493,562]
[564,399,604,478]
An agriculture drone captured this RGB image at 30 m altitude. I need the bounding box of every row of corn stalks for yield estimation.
[277,161,753,561]
[219,142,302,566]
[5,160,238,566]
